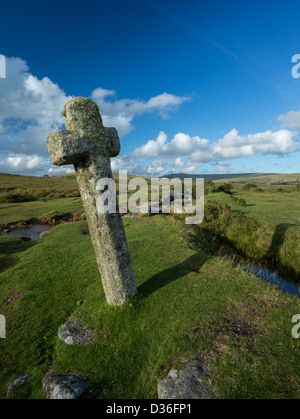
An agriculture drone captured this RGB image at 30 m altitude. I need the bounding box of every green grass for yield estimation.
[207,187,300,226]
[0,216,299,399]
[213,173,300,185]
[198,182,300,282]
[0,198,84,225]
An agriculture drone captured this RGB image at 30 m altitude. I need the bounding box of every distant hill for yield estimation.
[163,173,264,182]
[163,173,300,184]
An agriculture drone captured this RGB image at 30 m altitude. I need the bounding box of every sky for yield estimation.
[0,0,300,177]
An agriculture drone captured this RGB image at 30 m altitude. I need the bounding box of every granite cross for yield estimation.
[47,97,138,306]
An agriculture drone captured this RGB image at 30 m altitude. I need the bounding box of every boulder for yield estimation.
[58,318,94,346]
[43,374,87,399]
[7,374,31,396]
[158,360,216,399]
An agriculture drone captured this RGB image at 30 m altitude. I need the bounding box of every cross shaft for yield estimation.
[47,97,138,306]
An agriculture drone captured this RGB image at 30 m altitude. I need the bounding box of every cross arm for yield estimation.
[47,130,89,166]
[104,127,121,157]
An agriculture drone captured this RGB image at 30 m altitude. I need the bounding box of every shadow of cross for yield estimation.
[47,97,138,307]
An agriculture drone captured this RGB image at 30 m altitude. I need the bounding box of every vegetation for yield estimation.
[0,172,299,399]
[0,173,80,202]
[0,217,299,399]
[242,183,258,191]
[216,183,233,194]
[238,198,247,207]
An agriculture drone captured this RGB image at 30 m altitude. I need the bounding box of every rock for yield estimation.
[163,191,184,204]
[158,360,216,399]
[7,374,32,396]
[43,374,87,399]
[58,318,94,346]
[40,231,50,238]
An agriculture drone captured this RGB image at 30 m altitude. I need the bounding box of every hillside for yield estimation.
[164,172,300,184]
[0,216,299,399]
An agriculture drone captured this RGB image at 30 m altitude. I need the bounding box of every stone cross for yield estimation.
[47,97,138,306]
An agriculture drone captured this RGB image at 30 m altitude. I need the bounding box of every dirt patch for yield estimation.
[193,314,263,356]
[230,297,277,317]
[0,213,87,233]
[3,292,26,305]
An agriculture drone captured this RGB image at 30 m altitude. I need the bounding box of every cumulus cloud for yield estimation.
[0,57,189,175]
[0,154,47,176]
[278,110,300,130]
[91,88,190,137]
[132,131,211,159]
[110,155,149,176]
[210,161,231,174]
[213,128,298,160]
[1,56,298,177]
[132,128,299,164]
[0,57,72,156]
[145,158,199,177]
[0,153,75,176]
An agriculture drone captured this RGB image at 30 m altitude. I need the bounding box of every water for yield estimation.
[1,224,299,299]
[245,263,300,299]
[1,225,53,241]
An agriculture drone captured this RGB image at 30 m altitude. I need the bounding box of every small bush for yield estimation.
[217,183,233,194]
[0,193,37,203]
[238,198,247,207]
[242,183,258,191]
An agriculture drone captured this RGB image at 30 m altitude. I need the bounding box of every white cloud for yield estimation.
[213,128,298,159]
[132,128,299,164]
[279,110,300,130]
[0,57,189,175]
[0,154,47,175]
[48,166,75,175]
[132,131,211,159]
[0,56,298,177]
[145,158,199,177]
[210,161,231,174]
[111,155,138,172]
[0,57,72,156]
[91,88,190,137]
[0,153,75,176]
[110,155,149,176]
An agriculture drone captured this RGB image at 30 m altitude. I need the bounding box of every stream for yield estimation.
[1,225,53,241]
[244,264,300,299]
[0,222,299,299]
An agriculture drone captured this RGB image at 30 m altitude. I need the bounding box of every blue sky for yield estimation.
[0,0,299,176]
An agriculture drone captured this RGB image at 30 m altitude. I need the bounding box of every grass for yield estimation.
[0,216,299,399]
[0,198,84,225]
[207,186,300,226]
[196,181,300,283]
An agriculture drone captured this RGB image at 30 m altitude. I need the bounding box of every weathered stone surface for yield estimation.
[158,361,216,399]
[7,374,31,396]
[47,97,138,307]
[58,318,94,346]
[43,374,87,399]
